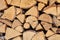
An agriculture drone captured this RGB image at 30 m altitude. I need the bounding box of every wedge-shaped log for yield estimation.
[23,30,36,40]
[38,14,52,23]
[0,0,7,10]
[25,6,39,17]
[1,6,16,21]
[5,27,22,40]
[41,21,52,30]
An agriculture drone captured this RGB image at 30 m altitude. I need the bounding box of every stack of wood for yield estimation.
[0,0,60,40]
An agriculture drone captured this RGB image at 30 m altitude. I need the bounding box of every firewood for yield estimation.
[23,30,36,40]
[25,6,39,17]
[48,34,60,40]
[16,14,25,23]
[37,0,48,4]
[32,31,45,40]
[46,30,54,37]
[0,0,7,10]
[53,16,60,27]
[15,26,24,32]
[0,18,12,26]
[35,24,43,30]
[1,6,16,21]
[0,12,3,17]
[38,3,45,11]
[24,22,30,29]
[0,24,6,33]
[12,19,22,28]
[6,0,12,4]
[12,36,22,40]
[20,0,37,9]
[51,27,57,33]
[5,27,22,40]
[10,0,20,7]
[16,8,22,15]
[38,14,52,23]
[41,21,52,30]
[57,16,60,19]
[43,6,57,16]
[26,16,38,29]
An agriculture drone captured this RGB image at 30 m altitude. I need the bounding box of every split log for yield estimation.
[1,6,16,21]
[38,3,45,11]
[46,30,54,37]
[41,21,52,30]
[0,0,7,10]
[23,30,36,40]
[25,6,39,17]
[6,0,12,4]
[32,31,45,40]
[0,18,12,26]
[16,14,25,23]
[20,0,36,9]
[57,0,60,3]
[5,27,22,40]
[0,24,6,33]
[38,14,52,23]
[12,19,22,28]
[35,24,43,30]
[15,25,24,32]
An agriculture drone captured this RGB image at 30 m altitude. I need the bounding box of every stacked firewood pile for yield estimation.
[0,0,60,40]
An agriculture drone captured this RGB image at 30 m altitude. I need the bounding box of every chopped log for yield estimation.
[10,0,21,7]
[38,14,52,23]
[12,19,22,28]
[0,24,6,33]
[41,21,52,30]
[23,30,36,40]
[16,14,25,23]
[5,27,22,40]
[38,3,45,11]
[20,0,36,9]
[37,0,48,4]
[51,27,57,33]
[6,0,12,4]
[1,6,16,21]
[16,8,22,15]
[0,12,3,17]
[53,16,60,27]
[24,22,30,29]
[49,0,56,5]
[0,18,12,26]
[12,36,22,40]
[0,0,7,10]
[57,0,60,3]
[26,16,38,29]
[25,6,39,17]
[43,6,57,16]
[35,24,43,30]
[32,31,45,40]
[15,26,24,32]
[46,30,54,37]
[48,34,60,40]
